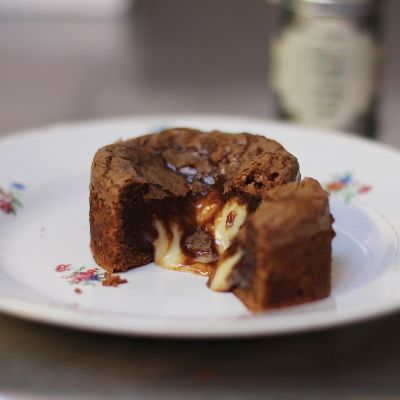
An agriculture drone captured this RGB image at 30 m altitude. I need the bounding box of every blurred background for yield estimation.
[0,0,398,145]
[1,3,400,399]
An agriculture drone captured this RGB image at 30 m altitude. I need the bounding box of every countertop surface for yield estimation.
[1,1,400,399]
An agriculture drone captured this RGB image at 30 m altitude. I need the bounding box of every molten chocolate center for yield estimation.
[147,187,248,288]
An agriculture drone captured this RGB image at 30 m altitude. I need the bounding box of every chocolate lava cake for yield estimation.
[90,127,334,311]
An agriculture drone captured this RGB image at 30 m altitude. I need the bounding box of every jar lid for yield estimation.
[268,0,381,17]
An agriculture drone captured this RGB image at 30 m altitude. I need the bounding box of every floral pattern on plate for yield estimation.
[325,173,371,203]
[55,264,128,287]
[0,182,25,215]
[55,265,105,286]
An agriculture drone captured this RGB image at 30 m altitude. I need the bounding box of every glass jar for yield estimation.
[269,0,383,138]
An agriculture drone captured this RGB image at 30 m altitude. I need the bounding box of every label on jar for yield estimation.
[271,17,379,130]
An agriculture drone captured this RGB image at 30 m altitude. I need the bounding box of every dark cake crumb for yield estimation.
[74,288,82,294]
[102,272,128,287]
[184,230,213,256]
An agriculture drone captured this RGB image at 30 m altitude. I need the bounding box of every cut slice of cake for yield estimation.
[209,178,335,311]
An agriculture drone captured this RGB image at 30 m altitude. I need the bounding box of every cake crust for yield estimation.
[231,178,335,311]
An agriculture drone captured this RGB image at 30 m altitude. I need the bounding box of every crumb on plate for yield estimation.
[102,272,128,287]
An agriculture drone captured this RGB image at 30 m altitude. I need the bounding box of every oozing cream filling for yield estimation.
[153,220,215,276]
[209,249,243,291]
[153,221,184,269]
[153,195,246,290]
[213,199,247,255]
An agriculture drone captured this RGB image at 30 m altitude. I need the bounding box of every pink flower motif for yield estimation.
[0,199,13,214]
[0,183,24,215]
[358,185,371,194]
[68,268,103,285]
[55,264,71,272]
[58,265,106,286]
[327,182,345,192]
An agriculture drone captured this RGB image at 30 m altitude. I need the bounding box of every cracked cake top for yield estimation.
[91,127,300,203]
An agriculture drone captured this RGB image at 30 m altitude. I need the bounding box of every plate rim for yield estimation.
[2,113,400,158]
[1,113,400,338]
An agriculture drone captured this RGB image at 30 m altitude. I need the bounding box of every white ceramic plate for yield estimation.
[0,115,399,338]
